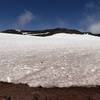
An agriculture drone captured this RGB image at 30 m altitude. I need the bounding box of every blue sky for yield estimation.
[0,0,100,32]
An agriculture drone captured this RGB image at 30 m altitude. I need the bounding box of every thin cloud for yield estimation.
[85,2,95,9]
[82,1,100,33]
[88,22,100,33]
[17,10,35,27]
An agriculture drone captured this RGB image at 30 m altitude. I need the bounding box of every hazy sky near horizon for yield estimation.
[0,0,100,33]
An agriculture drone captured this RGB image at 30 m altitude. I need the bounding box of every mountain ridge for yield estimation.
[1,28,99,37]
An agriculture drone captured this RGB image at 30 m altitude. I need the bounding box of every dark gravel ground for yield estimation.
[0,82,100,100]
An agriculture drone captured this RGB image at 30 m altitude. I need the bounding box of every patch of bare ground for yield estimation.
[0,82,100,100]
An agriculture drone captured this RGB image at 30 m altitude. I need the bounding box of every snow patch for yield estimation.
[0,33,100,87]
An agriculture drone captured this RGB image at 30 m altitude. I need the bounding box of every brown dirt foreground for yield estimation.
[0,82,100,100]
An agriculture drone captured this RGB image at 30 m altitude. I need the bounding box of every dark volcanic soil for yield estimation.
[0,82,100,100]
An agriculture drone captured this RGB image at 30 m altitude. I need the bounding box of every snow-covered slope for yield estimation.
[0,33,100,87]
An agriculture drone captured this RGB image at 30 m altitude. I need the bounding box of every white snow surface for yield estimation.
[0,33,100,87]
